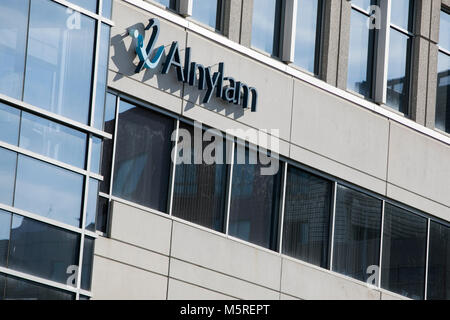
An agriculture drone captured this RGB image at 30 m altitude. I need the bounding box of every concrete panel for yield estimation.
[168,279,236,300]
[169,258,280,300]
[290,144,387,195]
[386,183,450,222]
[182,31,294,141]
[280,258,381,300]
[279,294,302,300]
[380,290,410,300]
[387,122,450,208]
[109,201,173,255]
[95,237,169,276]
[291,80,390,181]
[91,256,168,300]
[109,1,186,100]
[170,221,282,291]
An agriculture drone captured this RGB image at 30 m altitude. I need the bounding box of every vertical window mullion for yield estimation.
[224,138,235,235]
[424,218,431,300]
[168,119,180,216]
[278,162,288,253]
[378,200,385,288]
[374,0,391,104]
[329,181,337,270]
[281,0,298,63]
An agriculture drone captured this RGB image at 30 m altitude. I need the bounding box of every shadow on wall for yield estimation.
[110,23,246,120]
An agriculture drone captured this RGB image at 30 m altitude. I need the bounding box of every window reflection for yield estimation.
[0,102,20,146]
[0,210,12,268]
[23,0,95,124]
[14,155,84,227]
[390,0,414,31]
[81,237,94,290]
[0,148,17,207]
[192,0,221,30]
[251,0,282,56]
[85,179,99,231]
[67,0,97,13]
[0,0,28,100]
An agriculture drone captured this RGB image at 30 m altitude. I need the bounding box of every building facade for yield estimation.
[0,0,449,300]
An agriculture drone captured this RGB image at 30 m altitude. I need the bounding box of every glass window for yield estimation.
[172,123,228,232]
[192,0,222,30]
[386,29,412,114]
[19,112,87,168]
[0,102,20,146]
[0,210,12,268]
[435,52,450,133]
[85,179,99,231]
[0,147,17,207]
[100,93,116,194]
[23,0,95,124]
[427,221,450,300]
[155,0,177,10]
[228,146,282,250]
[8,215,80,285]
[90,136,102,174]
[93,24,111,130]
[81,237,94,291]
[96,197,109,233]
[0,273,4,299]
[251,0,282,56]
[332,185,382,282]
[102,0,112,19]
[0,0,29,100]
[347,9,376,98]
[439,10,450,51]
[282,166,332,268]
[381,204,427,300]
[67,0,97,13]
[390,0,414,31]
[112,101,174,212]
[351,0,372,10]
[3,274,74,300]
[294,0,322,74]
[14,155,84,227]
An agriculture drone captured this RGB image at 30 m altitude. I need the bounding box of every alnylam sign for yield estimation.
[129,18,258,112]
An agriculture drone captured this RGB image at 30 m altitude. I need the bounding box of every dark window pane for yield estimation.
[390,0,414,31]
[386,29,411,114]
[155,0,177,9]
[24,0,95,124]
[100,93,116,194]
[192,0,220,29]
[112,101,173,212]
[0,103,20,146]
[251,0,282,56]
[81,237,94,291]
[440,10,450,51]
[0,147,17,207]
[14,155,84,227]
[96,197,109,233]
[435,52,450,133]
[90,136,102,174]
[282,166,332,268]
[347,10,375,98]
[93,24,111,130]
[85,178,99,231]
[228,146,282,250]
[172,123,228,232]
[0,0,28,100]
[0,273,4,299]
[4,275,74,300]
[294,0,321,73]
[19,112,87,168]
[332,185,382,282]
[8,215,80,285]
[102,0,112,19]
[67,0,97,13]
[427,221,450,300]
[381,204,427,300]
[0,210,11,268]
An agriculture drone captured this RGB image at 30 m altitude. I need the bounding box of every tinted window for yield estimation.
[0,148,17,207]
[14,155,84,227]
[81,237,94,291]
[112,101,174,212]
[23,0,95,124]
[294,0,322,73]
[381,204,427,300]
[427,221,450,300]
[332,185,382,282]
[435,52,450,133]
[102,0,112,19]
[251,0,282,56]
[100,93,116,194]
[19,112,87,168]
[0,0,28,100]
[0,210,11,268]
[172,123,228,232]
[0,103,20,146]
[8,215,80,285]
[67,0,97,12]
[228,146,282,250]
[192,0,221,30]
[90,136,102,174]
[282,166,332,268]
[390,0,414,31]
[440,10,450,51]
[85,178,99,231]
[4,274,74,300]
[347,10,375,98]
